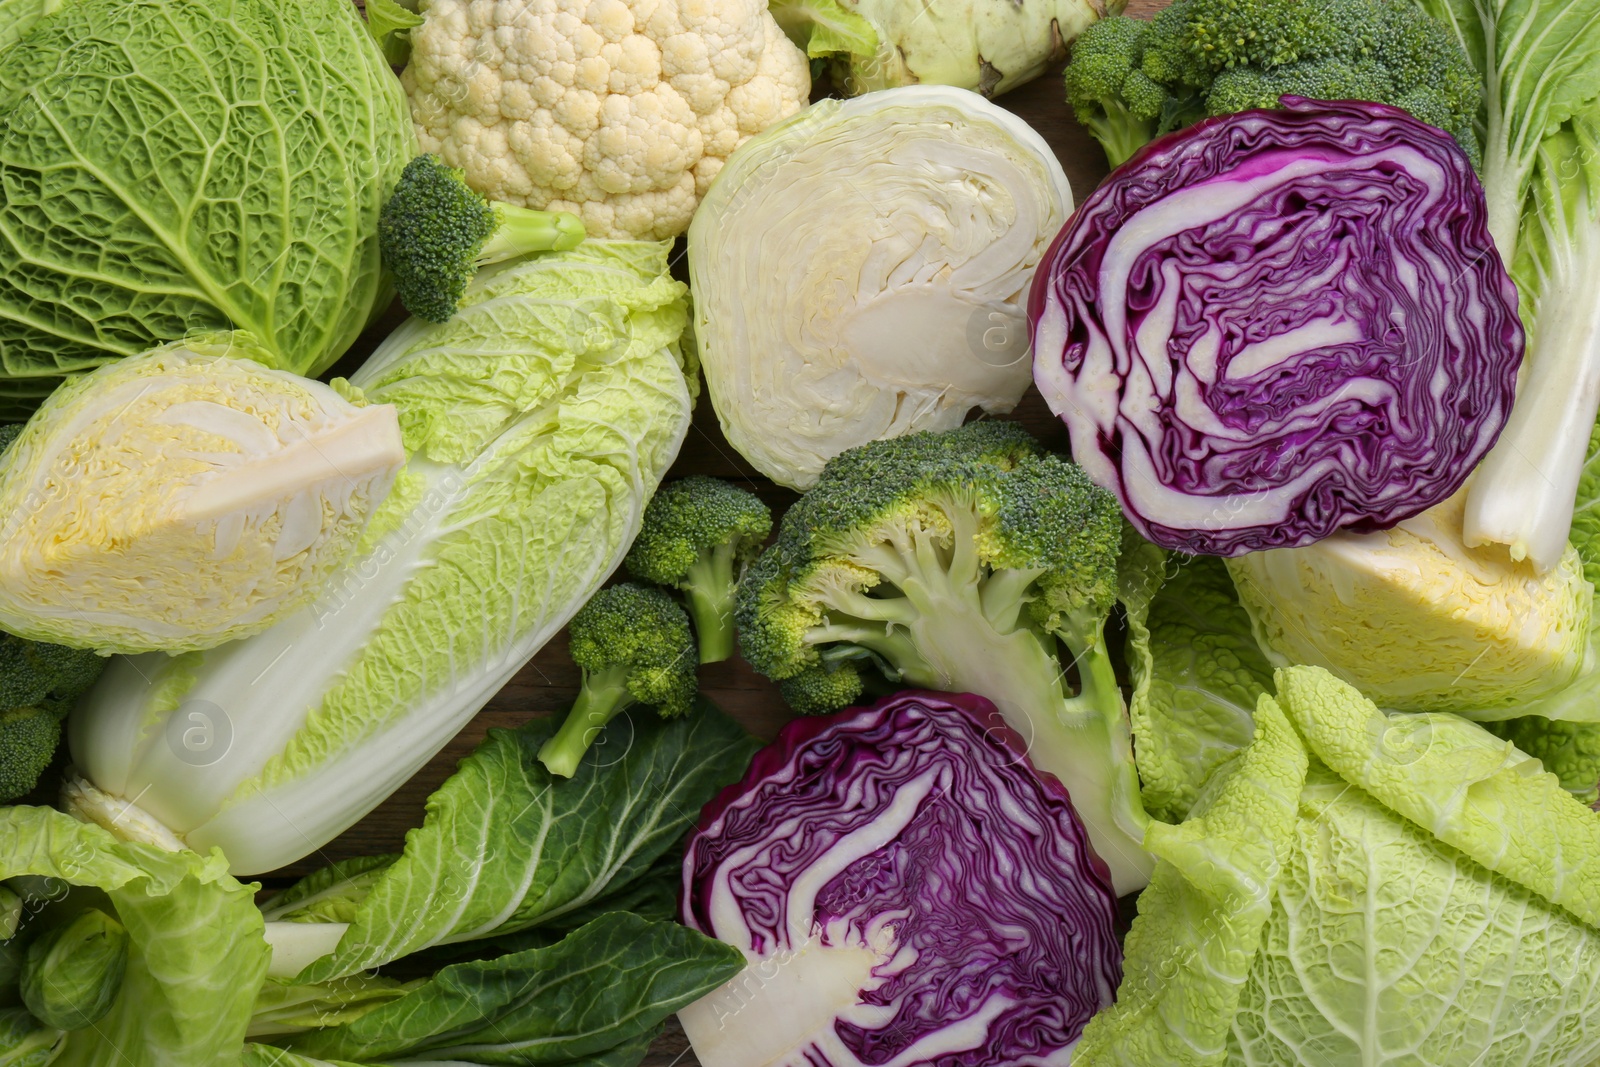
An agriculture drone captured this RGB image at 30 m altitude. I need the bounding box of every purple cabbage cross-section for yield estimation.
[1030,97,1524,556]
[679,690,1121,1067]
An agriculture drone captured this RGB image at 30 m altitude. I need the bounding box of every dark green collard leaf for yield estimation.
[407,850,686,969]
[248,974,418,1040]
[299,704,757,982]
[247,1028,659,1067]
[287,914,741,1065]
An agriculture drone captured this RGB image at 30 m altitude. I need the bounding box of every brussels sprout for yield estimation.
[0,1008,62,1067]
[19,910,127,1031]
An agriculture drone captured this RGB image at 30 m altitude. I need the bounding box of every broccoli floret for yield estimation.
[0,631,107,801]
[1066,0,1483,169]
[778,664,865,716]
[736,421,1153,894]
[1204,57,1395,116]
[1488,717,1600,805]
[379,155,587,324]
[1064,18,1173,168]
[624,477,773,665]
[538,583,698,778]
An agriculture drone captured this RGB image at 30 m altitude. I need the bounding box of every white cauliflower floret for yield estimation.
[405,0,811,240]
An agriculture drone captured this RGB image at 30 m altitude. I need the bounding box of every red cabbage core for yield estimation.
[1029,97,1523,556]
[679,690,1120,1067]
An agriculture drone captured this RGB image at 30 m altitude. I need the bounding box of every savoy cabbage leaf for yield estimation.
[0,0,414,418]
[1086,668,1600,1067]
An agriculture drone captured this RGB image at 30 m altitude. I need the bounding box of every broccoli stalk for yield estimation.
[624,477,773,664]
[538,584,698,778]
[379,155,586,324]
[736,422,1154,894]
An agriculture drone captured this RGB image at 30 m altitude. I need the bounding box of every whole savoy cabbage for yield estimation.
[0,0,415,418]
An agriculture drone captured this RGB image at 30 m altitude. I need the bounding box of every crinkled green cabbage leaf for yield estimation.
[1089,667,1600,1067]
[0,0,414,418]
[1119,536,1270,823]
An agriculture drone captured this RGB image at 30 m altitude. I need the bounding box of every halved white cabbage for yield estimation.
[1226,493,1594,715]
[0,334,404,654]
[688,85,1072,489]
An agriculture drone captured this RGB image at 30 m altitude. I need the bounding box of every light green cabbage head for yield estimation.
[1225,490,1595,716]
[0,333,405,655]
[0,0,415,419]
[1079,666,1600,1067]
[770,0,1118,98]
[66,241,695,876]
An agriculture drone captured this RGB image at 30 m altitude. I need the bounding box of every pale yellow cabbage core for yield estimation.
[1226,492,1593,713]
[0,336,405,653]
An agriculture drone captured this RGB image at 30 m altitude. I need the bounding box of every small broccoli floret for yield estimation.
[1067,0,1483,169]
[0,631,107,801]
[1065,18,1173,168]
[538,583,697,778]
[1489,717,1600,805]
[736,421,1153,894]
[624,477,773,665]
[778,664,865,716]
[380,155,587,324]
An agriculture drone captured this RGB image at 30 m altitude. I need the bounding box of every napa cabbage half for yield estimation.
[66,241,695,876]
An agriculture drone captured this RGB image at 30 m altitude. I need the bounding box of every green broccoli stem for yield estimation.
[537,668,636,778]
[1084,105,1157,170]
[478,204,586,265]
[684,545,739,665]
[832,520,1154,895]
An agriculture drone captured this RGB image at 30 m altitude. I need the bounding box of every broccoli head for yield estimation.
[1065,0,1483,170]
[1064,17,1177,169]
[1488,717,1600,805]
[0,630,107,801]
[624,477,773,665]
[380,155,587,324]
[736,421,1153,894]
[538,583,697,778]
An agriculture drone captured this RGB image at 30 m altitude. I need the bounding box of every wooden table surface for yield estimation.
[312,2,1165,1062]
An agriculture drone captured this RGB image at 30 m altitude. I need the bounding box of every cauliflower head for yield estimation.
[403,0,811,240]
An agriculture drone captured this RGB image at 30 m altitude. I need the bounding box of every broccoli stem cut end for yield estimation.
[478,205,587,266]
[538,670,635,778]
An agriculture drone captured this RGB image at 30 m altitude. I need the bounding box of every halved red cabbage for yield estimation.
[1029,97,1523,556]
[678,690,1120,1067]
